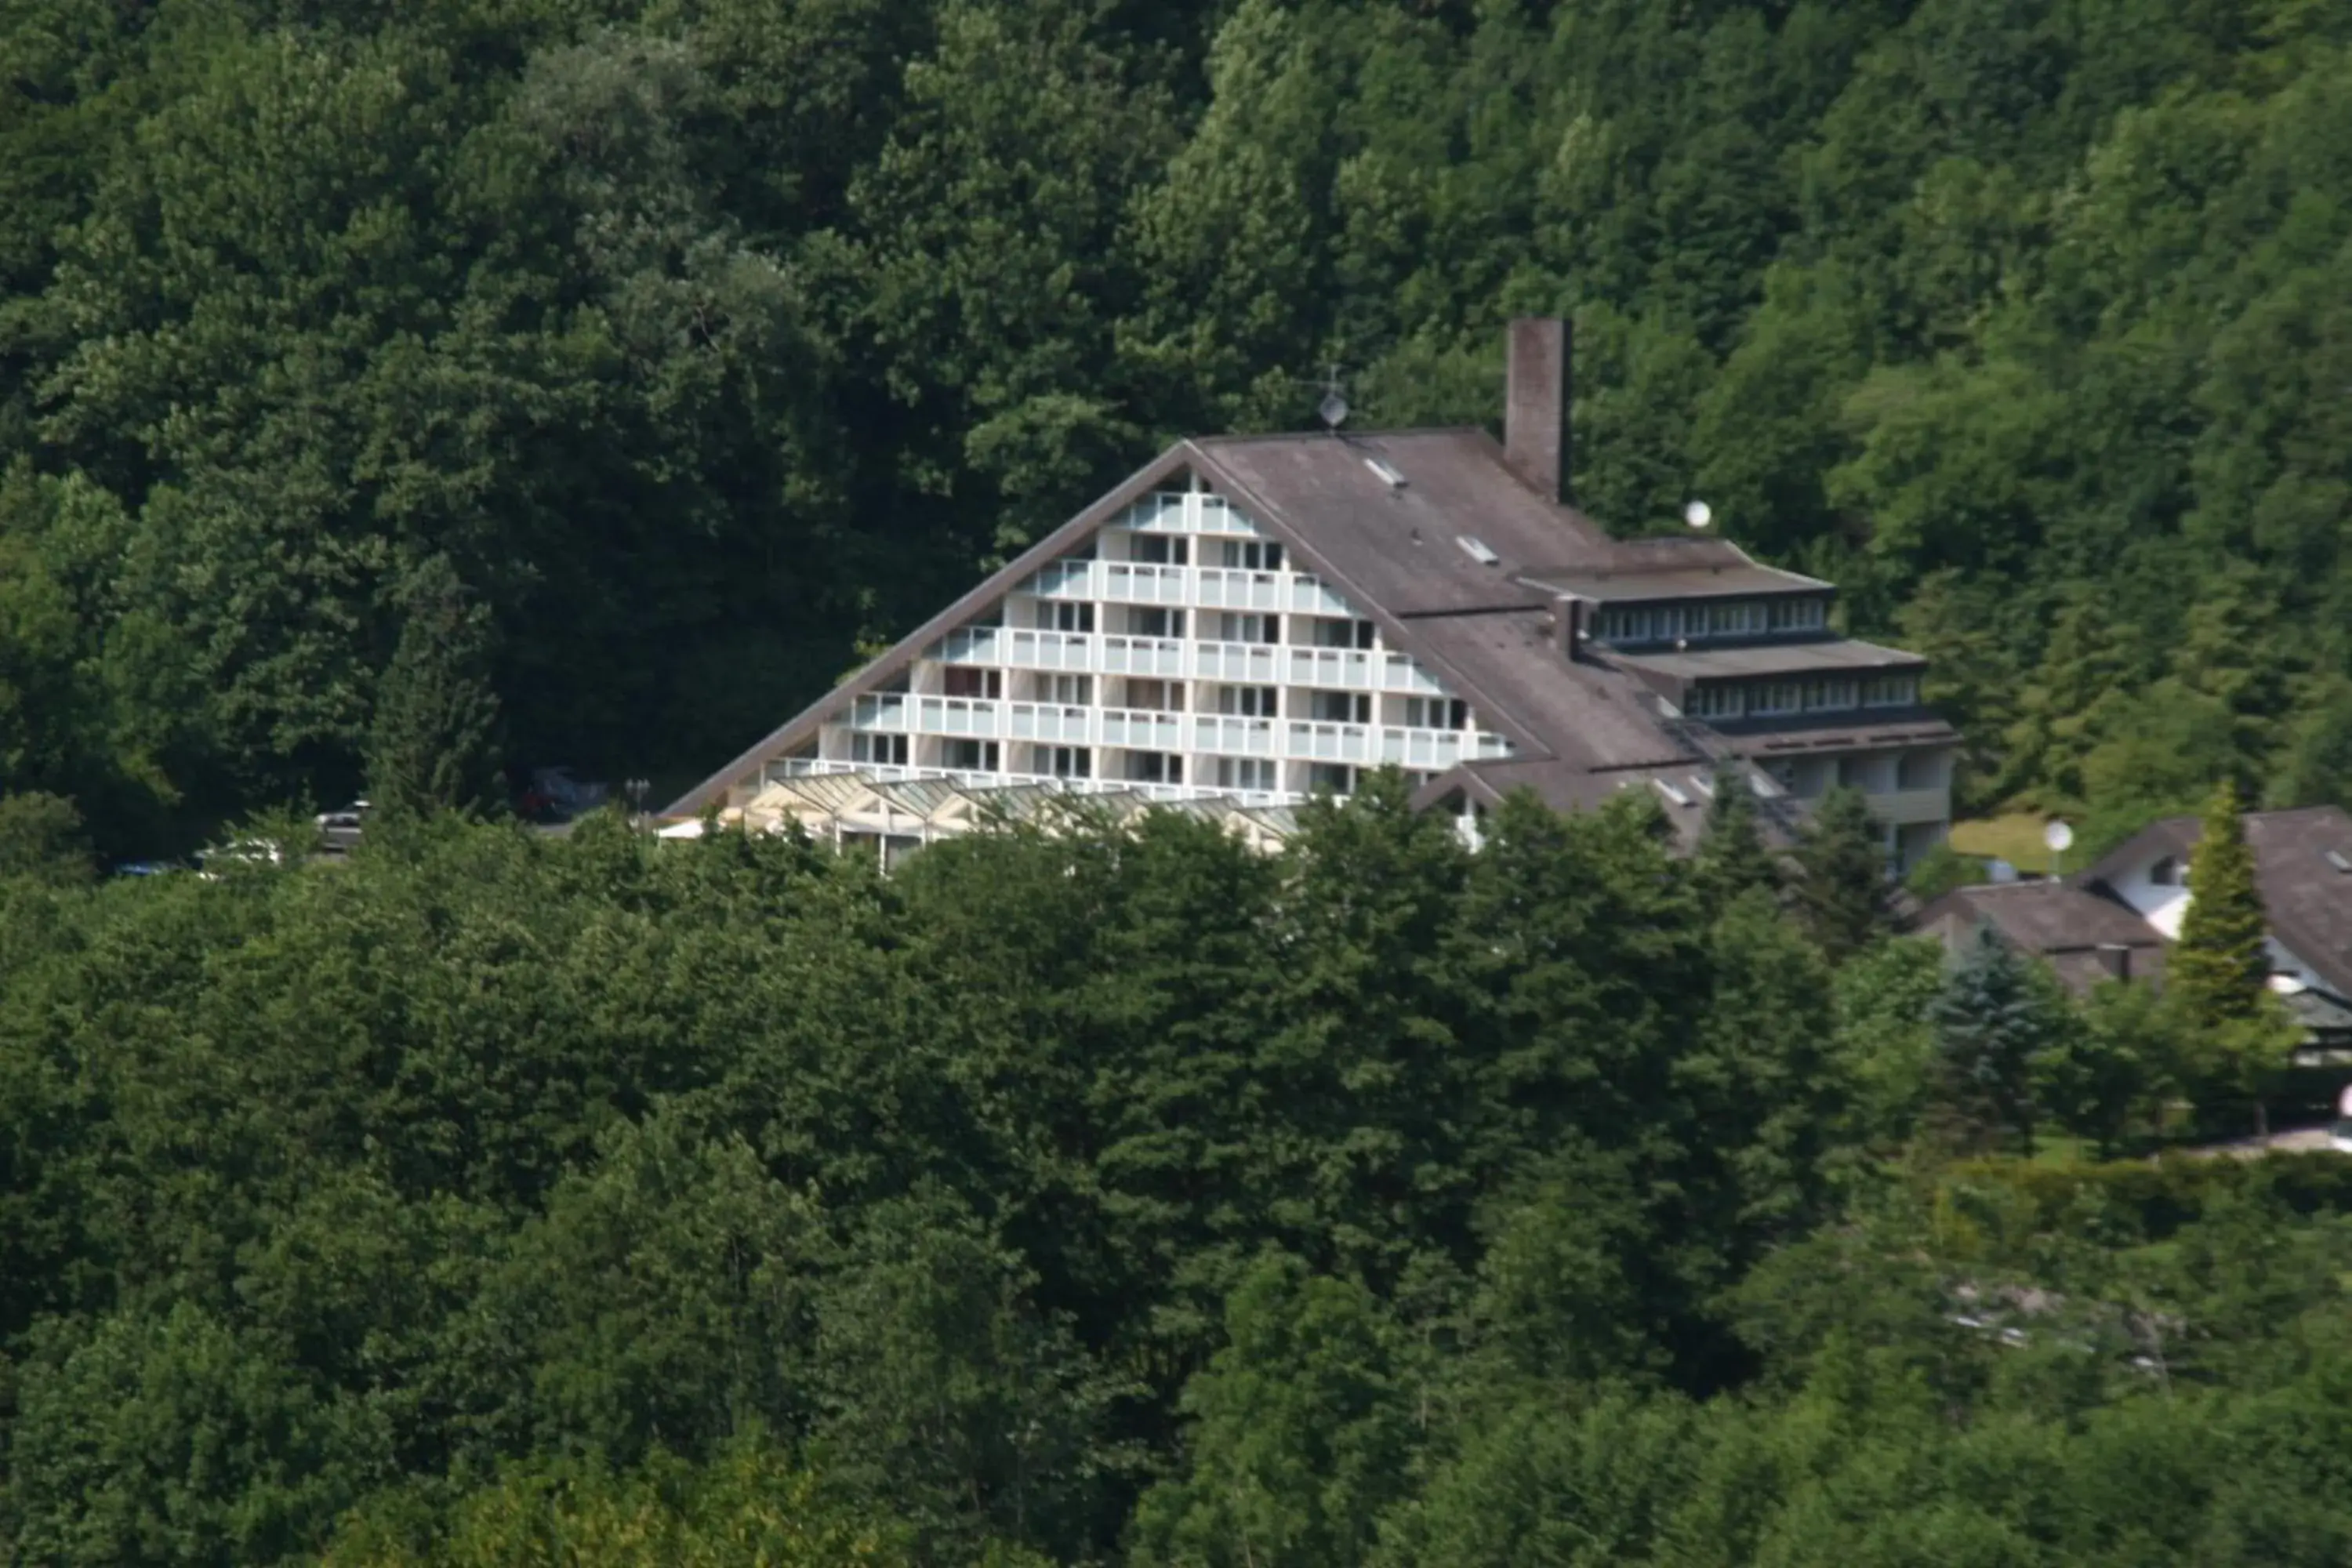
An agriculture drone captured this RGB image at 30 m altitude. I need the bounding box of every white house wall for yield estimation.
[782,483,1514,805]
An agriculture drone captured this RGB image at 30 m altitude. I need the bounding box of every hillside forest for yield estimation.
[4,781,2352,1566]
[5,0,2352,851]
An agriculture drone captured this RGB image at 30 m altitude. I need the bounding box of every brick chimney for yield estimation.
[1504,317,1571,503]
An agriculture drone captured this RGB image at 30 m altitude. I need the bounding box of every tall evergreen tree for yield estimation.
[365,556,503,819]
[2169,780,2270,1032]
[1789,786,1892,965]
[1690,764,1779,907]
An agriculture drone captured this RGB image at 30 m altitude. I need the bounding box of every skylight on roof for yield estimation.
[1364,456,1407,488]
[1457,535,1500,565]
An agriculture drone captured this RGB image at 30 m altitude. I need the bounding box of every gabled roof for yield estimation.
[1915,880,2167,956]
[2078,806,2352,997]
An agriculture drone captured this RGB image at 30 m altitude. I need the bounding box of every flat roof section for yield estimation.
[1615,638,1927,681]
[1522,561,1831,604]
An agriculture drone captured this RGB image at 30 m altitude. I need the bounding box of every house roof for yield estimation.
[1915,880,2167,955]
[1521,556,1831,603]
[2078,806,2352,998]
[1614,639,1927,682]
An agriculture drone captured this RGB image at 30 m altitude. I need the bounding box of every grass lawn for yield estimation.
[1949,811,2072,874]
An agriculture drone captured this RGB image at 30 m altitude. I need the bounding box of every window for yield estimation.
[1308,616,1377,650]
[1308,690,1370,724]
[1042,673,1092,706]
[1308,763,1356,795]
[2150,855,2179,887]
[1686,684,1744,720]
[1403,696,1471,731]
[1751,681,1803,717]
[942,666,1001,699]
[1129,606,1185,638]
[1221,539,1284,571]
[850,733,908,766]
[1860,673,1919,708]
[1214,612,1280,644]
[1768,597,1828,633]
[1123,679,1182,712]
[1218,685,1279,717]
[1705,601,1766,637]
[1040,746,1091,779]
[1127,751,1182,783]
[1131,534,1188,565]
[1217,757,1276,793]
[945,739,1000,771]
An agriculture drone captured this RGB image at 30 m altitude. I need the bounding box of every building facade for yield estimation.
[668,321,1957,866]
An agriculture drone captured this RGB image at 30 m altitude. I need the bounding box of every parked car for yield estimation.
[314,800,368,854]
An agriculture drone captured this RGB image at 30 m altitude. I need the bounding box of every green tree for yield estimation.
[1690,764,1779,906]
[2170,781,2270,1033]
[365,555,503,819]
[1926,927,2069,1155]
[1790,786,1892,964]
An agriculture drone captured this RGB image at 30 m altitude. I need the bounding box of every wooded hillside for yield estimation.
[6,0,2352,851]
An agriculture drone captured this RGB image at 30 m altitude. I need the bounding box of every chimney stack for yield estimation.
[1556,595,1588,661]
[1504,317,1572,503]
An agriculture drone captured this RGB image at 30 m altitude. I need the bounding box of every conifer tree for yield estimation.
[365,556,504,819]
[1691,764,1779,906]
[2169,781,2270,1031]
[1790,786,1892,964]
[1926,927,2070,1156]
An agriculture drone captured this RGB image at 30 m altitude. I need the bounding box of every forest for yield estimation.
[1,779,2349,1565]
[5,0,2352,851]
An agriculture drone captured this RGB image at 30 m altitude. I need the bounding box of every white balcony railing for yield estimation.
[1007,703,1095,744]
[1190,640,1280,684]
[1288,647,1377,691]
[1380,653,1446,695]
[1100,634,1186,678]
[768,755,1299,808]
[1100,561,1189,607]
[1028,560,1098,599]
[1287,575,1353,616]
[914,696,999,737]
[850,694,909,731]
[1195,568,1283,612]
[1288,720,1374,763]
[1190,714,1279,757]
[1099,707,1184,750]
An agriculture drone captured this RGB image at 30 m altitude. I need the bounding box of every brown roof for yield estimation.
[1915,880,2165,956]
[2080,806,2352,998]
[1521,557,1830,603]
[1192,429,1607,617]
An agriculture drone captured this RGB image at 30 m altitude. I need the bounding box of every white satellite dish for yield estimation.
[2042,819,2074,854]
[2338,1082,2352,1118]
[1682,499,1712,530]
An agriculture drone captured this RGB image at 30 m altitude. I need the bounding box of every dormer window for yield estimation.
[2150,855,2179,887]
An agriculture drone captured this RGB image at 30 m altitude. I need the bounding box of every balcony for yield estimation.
[914,696,999,737]
[1191,714,1279,757]
[1099,561,1190,607]
[1287,575,1354,616]
[1192,640,1280,684]
[1007,703,1095,744]
[1099,707,1185,750]
[1028,560,1099,600]
[1379,653,1446,696]
[1003,630,1095,672]
[1287,646,1377,691]
[1378,726,1473,769]
[1195,568,1283,611]
[1287,720,1374,764]
[849,694,909,731]
[1100,634,1186,677]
